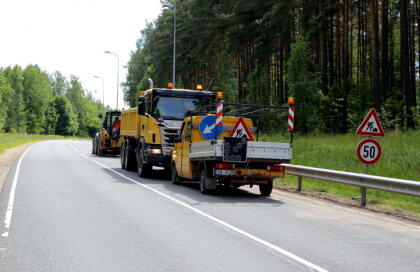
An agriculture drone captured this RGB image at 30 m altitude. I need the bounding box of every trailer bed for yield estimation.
[189,139,292,163]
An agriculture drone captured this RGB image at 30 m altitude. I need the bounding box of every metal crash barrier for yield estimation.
[283,164,420,206]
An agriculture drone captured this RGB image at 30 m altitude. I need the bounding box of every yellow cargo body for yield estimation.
[120,107,162,145]
[120,108,141,138]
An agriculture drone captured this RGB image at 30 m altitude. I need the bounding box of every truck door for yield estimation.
[181,120,193,179]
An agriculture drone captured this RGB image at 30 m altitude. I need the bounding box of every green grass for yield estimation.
[0,133,85,153]
[260,131,420,214]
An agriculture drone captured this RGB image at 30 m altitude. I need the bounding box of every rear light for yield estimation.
[147,148,162,154]
[267,165,284,172]
[216,163,235,169]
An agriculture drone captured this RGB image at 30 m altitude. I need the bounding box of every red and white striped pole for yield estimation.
[288,106,294,131]
[216,102,223,127]
[287,97,294,144]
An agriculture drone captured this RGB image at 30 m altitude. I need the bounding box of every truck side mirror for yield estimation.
[138,96,145,115]
[98,113,103,119]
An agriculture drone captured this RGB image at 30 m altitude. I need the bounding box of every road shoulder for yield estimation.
[273,182,420,226]
[0,142,36,193]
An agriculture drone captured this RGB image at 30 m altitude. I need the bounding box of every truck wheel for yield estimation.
[137,150,151,178]
[98,146,106,156]
[120,140,127,169]
[172,165,181,184]
[92,140,95,154]
[259,181,273,196]
[200,168,211,194]
[126,143,136,171]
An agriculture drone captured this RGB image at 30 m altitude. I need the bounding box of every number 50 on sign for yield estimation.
[356,138,382,165]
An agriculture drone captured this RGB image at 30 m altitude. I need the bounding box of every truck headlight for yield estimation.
[147,148,162,154]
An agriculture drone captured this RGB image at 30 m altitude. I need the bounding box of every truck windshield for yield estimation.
[152,97,211,119]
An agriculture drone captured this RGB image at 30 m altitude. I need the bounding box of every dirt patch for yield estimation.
[0,142,36,193]
[273,182,420,225]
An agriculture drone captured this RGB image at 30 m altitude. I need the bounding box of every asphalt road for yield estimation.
[1,140,419,272]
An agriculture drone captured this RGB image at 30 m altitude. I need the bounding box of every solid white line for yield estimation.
[68,142,88,158]
[69,142,328,272]
[2,144,37,237]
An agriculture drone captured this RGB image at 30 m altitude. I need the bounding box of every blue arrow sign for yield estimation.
[199,115,223,140]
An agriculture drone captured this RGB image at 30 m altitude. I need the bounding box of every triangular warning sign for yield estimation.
[356,108,385,136]
[229,117,254,141]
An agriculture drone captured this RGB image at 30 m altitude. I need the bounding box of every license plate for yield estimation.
[214,169,235,176]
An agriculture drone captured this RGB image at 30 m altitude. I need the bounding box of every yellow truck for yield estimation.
[92,110,123,156]
[119,80,217,177]
[170,103,293,196]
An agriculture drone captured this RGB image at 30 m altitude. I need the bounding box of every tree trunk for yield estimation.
[342,0,350,132]
[335,0,341,85]
[370,0,381,113]
[329,0,335,86]
[381,0,389,101]
[400,0,415,128]
[408,8,417,107]
[280,47,284,103]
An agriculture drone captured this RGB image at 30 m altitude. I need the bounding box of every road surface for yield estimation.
[1,140,419,271]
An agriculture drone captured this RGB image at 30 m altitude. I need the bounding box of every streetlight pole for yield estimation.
[104,50,119,109]
[172,0,176,87]
[94,75,105,107]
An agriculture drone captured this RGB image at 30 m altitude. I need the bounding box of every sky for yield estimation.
[0,0,163,109]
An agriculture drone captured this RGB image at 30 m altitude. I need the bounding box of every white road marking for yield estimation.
[2,144,37,237]
[69,142,329,272]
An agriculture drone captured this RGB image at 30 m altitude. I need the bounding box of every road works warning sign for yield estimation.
[229,117,254,141]
[356,108,385,137]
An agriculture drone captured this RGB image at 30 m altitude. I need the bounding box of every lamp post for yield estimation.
[104,50,119,109]
[172,0,176,87]
[93,75,105,107]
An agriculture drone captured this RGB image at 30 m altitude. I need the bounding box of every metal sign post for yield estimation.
[355,109,384,207]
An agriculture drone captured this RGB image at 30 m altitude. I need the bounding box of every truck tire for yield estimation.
[98,145,106,156]
[137,148,151,178]
[92,140,95,154]
[94,139,98,155]
[259,181,273,196]
[199,168,217,194]
[125,142,136,171]
[171,165,181,184]
[120,140,127,169]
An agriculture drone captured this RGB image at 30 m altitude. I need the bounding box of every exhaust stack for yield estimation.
[148,78,154,89]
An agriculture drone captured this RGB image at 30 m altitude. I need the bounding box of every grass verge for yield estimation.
[0,133,86,153]
[260,131,420,215]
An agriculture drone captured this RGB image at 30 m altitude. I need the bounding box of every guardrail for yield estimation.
[283,164,420,206]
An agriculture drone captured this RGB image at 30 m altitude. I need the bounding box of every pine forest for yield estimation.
[124,0,419,133]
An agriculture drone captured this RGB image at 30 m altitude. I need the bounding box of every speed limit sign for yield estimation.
[356,138,382,165]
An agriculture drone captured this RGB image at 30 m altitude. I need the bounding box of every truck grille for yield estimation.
[159,120,182,156]
[162,128,179,145]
